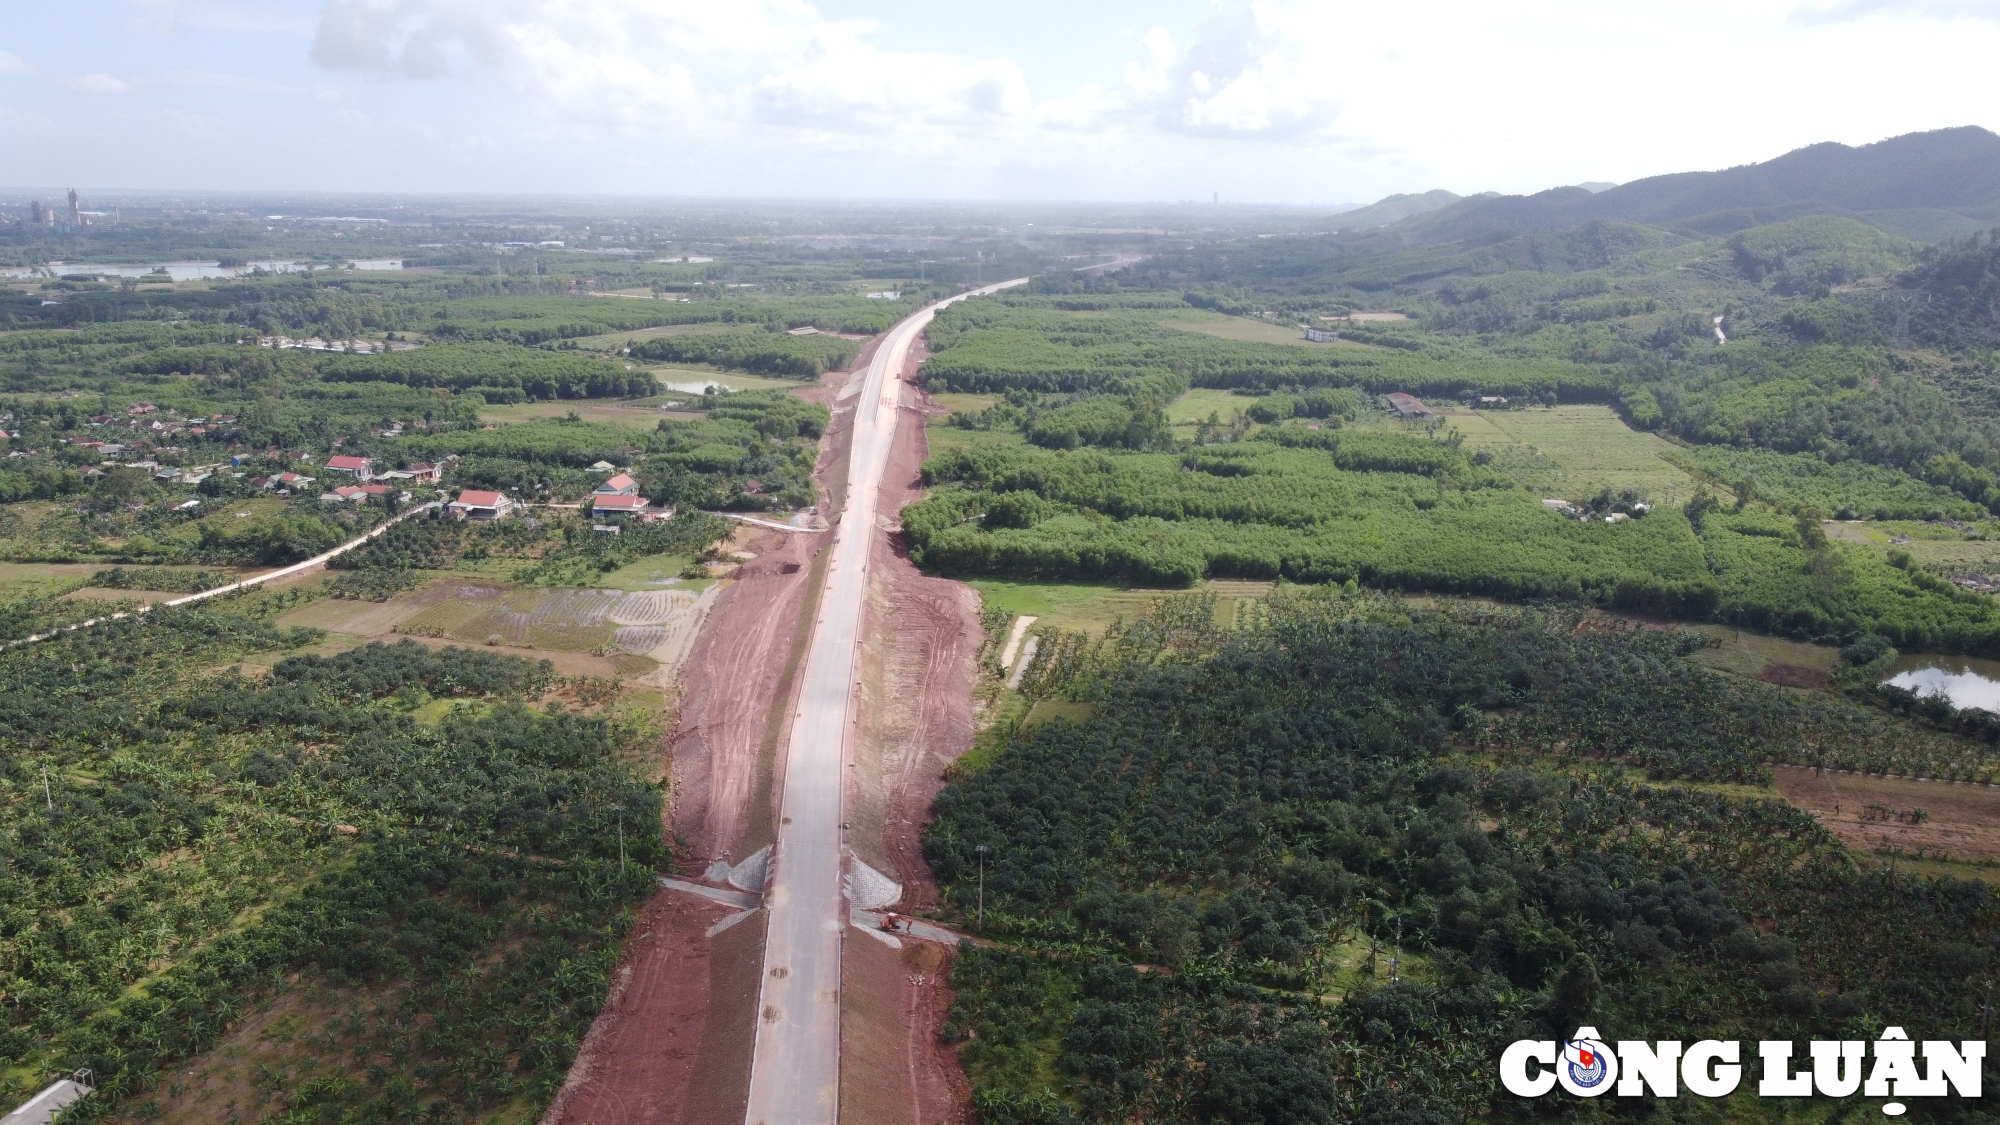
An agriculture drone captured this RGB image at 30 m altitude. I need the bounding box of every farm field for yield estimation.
[1437,405,1699,498]
[1772,765,2000,865]
[1824,518,2000,571]
[1163,387,1259,427]
[646,368,814,393]
[968,577,1274,634]
[476,397,681,427]
[1158,309,1374,348]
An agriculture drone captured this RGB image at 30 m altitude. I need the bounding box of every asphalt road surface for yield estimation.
[742,279,1028,1125]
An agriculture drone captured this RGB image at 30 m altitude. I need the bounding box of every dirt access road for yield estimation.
[743,279,1028,1125]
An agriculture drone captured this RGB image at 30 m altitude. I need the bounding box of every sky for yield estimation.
[3,0,2000,205]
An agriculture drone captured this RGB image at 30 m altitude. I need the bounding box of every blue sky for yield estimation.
[3,0,1999,204]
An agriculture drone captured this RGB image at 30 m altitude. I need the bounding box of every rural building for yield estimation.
[591,493,650,519]
[323,486,366,503]
[1386,392,1435,420]
[361,483,411,502]
[267,472,314,490]
[589,460,618,473]
[325,454,373,478]
[1303,326,1340,343]
[450,490,516,520]
[595,473,639,496]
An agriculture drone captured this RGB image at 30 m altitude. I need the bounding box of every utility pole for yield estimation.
[1391,915,1402,983]
[612,804,625,874]
[42,764,53,811]
[975,845,987,927]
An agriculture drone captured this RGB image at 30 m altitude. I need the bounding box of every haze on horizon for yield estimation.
[4,0,2000,206]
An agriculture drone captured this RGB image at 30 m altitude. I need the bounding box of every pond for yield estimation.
[1885,654,2000,713]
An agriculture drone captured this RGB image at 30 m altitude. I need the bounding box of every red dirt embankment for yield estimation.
[841,337,979,1125]
[543,354,869,1125]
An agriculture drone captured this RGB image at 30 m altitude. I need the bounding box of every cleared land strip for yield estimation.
[6,501,441,648]
[742,279,1028,1125]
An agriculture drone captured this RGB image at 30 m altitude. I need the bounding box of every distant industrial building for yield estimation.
[1303,326,1340,343]
[1386,392,1435,420]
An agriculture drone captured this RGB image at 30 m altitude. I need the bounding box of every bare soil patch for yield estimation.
[840,934,967,1125]
[541,890,740,1125]
[841,338,979,1123]
[1773,765,2000,863]
[1757,662,1830,690]
[670,357,858,867]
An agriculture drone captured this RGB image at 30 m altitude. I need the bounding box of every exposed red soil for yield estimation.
[1773,764,2000,863]
[541,891,731,1125]
[840,335,980,1124]
[546,356,869,1125]
[671,361,859,866]
[840,936,969,1125]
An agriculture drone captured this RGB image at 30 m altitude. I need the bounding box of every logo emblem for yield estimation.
[1556,1028,1617,1096]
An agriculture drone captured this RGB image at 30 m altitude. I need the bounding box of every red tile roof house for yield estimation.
[361,483,411,502]
[406,462,443,482]
[591,492,650,520]
[450,490,517,520]
[325,454,374,478]
[594,473,639,496]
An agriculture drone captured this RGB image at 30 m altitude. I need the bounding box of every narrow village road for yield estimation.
[742,278,1027,1125]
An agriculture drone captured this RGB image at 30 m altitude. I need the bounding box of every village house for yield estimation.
[450,490,516,520]
[594,472,639,496]
[591,492,650,520]
[325,454,373,479]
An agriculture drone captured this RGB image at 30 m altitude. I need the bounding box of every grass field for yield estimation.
[969,577,1275,634]
[596,553,713,592]
[646,368,808,394]
[1824,519,2000,573]
[1164,388,1261,427]
[477,398,676,427]
[930,393,998,416]
[1159,310,1376,348]
[1433,405,1699,498]
[556,322,741,350]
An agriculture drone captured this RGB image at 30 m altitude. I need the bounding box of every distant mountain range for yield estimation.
[1366,127,2000,244]
[1330,190,1475,229]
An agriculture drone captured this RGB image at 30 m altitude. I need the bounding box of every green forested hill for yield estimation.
[1384,126,2000,242]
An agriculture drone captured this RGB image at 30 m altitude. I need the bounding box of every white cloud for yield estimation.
[0,49,34,77]
[129,0,317,36]
[304,0,1336,149]
[1791,0,2000,22]
[71,73,139,95]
